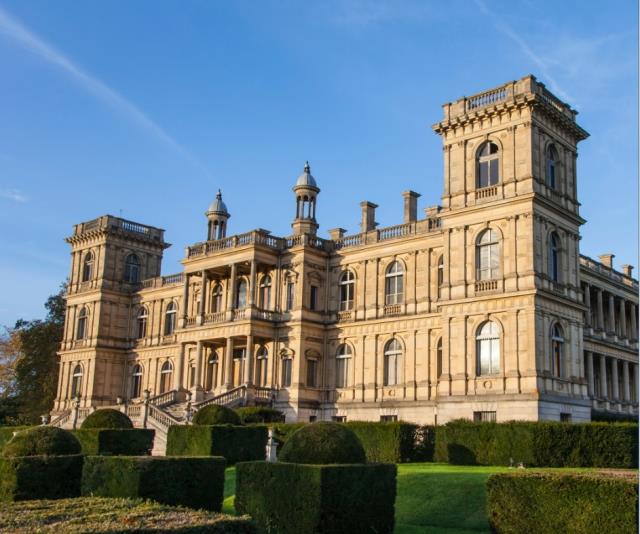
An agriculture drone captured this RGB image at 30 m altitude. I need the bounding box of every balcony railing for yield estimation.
[475,186,498,200]
[466,84,511,111]
[337,310,353,322]
[475,279,499,293]
[383,304,402,316]
[580,255,638,290]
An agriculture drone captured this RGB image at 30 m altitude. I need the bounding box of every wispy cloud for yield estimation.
[473,0,571,102]
[0,6,211,179]
[0,188,26,202]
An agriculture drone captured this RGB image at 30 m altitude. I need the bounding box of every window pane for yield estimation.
[479,162,488,188]
[489,159,499,185]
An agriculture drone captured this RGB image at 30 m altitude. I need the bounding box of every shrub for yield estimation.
[73,429,154,456]
[487,471,638,534]
[193,405,242,426]
[279,422,366,465]
[0,426,30,452]
[167,425,267,465]
[236,407,284,424]
[0,497,257,533]
[82,456,227,511]
[0,455,83,501]
[270,422,307,446]
[2,426,81,457]
[434,420,638,468]
[236,461,396,533]
[346,422,435,463]
[81,409,133,429]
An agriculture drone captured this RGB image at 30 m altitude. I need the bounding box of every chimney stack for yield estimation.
[360,201,378,233]
[328,228,346,241]
[402,191,421,223]
[598,254,615,269]
[622,264,634,278]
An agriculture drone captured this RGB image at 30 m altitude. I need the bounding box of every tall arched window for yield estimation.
[385,261,404,305]
[164,302,177,335]
[546,144,558,189]
[383,338,403,386]
[211,284,223,313]
[476,229,500,280]
[136,307,148,339]
[477,142,500,188]
[336,344,352,388]
[551,324,565,377]
[259,276,271,309]
[306,357,318,387]
[82,251,94,282]
[436,338,443,378]
[130,364,143,398]
[76,307,89,340]
[255,346,268,387]
[236,279,247,309]
[548,232,560,282]
[206,350,218,391]
[124,254,140,283]
[160,361,173,393]
[71,364,83,397]
[476,321,500,375]
[339,271,355,311]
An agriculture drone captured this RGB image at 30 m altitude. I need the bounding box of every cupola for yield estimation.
[205,190,230,241]
[292,162,320,236]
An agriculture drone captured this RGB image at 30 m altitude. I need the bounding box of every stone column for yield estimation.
[596,289,604,331]
[619,299,627,339]
[622,361,630,401]
[201,270,208,319]
[583,284,591,328]
[586,351,594,396]
[228,263,237,311]
[224,338,234,389]
[176,343,186,391]
[195,341,204,389]
[630,304,637,341]
[181,274,190,320]
[244,335,254,386]
[611,358,619,400]
[607,293,616,335]
[248,260,257,307]
[599,354,607,398]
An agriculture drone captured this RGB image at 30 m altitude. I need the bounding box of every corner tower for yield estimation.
[291,162,320,235]
[206,190,230,241]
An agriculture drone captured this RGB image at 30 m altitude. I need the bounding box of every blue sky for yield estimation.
[0,0,637,326]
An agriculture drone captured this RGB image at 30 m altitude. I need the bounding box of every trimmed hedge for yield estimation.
[81,409,133,429]
[82,456,227,511]
[193,405,242,426]
[346,422,435,463]
[166,425,268,465]
[2,426,81,457]
[279,422,366,465]
[487,471,638,533]
[0,426,29,451]
[270,422,307,446]
[434,420,638,468]
[73,428,154,456]
[236,461,396,533]
[0,455,83,501]
[236,407,284,424]
[0,497,257,533]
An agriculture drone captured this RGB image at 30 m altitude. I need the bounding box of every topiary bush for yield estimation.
[2,427,81,457]
[236,407,284,424]
[193,404,242,426]
[73,429,154,456]
[81,409,133,430]
[346,422,435,463]
[279,422,366,465]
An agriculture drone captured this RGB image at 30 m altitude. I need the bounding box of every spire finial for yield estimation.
[216,189,222,199]
[304,161,310,173]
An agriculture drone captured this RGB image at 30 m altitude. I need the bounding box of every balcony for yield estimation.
[475,279,499,294]
[383,304,402,317]
[475,186,498,201]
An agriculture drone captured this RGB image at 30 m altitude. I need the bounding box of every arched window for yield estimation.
[551,324,564,377]
[385,261,404,305]
[548,232,560,282]
[136,307,148,339]
[437,255,444,298]
[476,229,500,280]
[82,251,94,282]
[282,356,292,388]
[255,347,268,387]
[383,338,403,386]
[124,254,140,284]
[236,279,247,309]
[206,350,219,391]
[339,271,355,311]
[130,364,143,398]
[546,144,558,189]
[477,142,500,188]
[336,344,352,388]
[71,364,83,398]
[164,302,177,335]
[436,338,443,378]
[259,276,271,309]
[211,284,223,313]
[76,307,89,340]
[476,321,500,375]
[160,361,173,393]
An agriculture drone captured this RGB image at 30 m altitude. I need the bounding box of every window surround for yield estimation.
[336,343,352,388]
[124,253,141,284]
[476,141,500,189]
[385,261,404,306]
[551,323,565,377]
[82,251,94,282]
[476,228,500,281]
[164,302,177,335]
[383,338,403,386]
[476,320,501,376]
[339,270,355,311]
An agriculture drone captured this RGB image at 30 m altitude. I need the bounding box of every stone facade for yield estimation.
[53,75,639,425]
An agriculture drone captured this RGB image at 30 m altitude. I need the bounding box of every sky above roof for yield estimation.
[0,0,637,326]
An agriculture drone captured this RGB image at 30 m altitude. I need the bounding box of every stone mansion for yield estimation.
[52,75,638,427]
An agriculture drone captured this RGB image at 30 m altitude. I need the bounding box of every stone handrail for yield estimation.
[149,390,178,407]
[466,84,512,112]
[126,404,142,419]
[148,404,182,430]
[49,411,71,428]
[254,387,275,401]
[383,304,402,316]
[193,385,247,410]
[204,311,226,324]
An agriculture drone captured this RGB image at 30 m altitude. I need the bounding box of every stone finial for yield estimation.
[598,254,615,269]
[402,191,421,223]
[621,265,634,278]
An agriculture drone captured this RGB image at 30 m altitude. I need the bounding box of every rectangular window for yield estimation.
[332,416,346,422]
[286,282,294,311]
[560,413,572,422]
[380,415,398,422]
[336,357,348,388]
[309,415,317,423]
[282,358,292,387]
[306,359,317,387]
[310,285,318,311]
[473,411,496,422]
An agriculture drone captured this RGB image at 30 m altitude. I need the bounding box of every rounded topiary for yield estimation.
[278,422,366,465]
[80,408,133,429]
[2,426,81,457]
[192,404,242,426]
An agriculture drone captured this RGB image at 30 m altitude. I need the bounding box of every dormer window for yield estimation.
[477,142,500,188]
